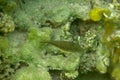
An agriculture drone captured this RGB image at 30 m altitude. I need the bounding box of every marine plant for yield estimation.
[89,8,111,21]
[0,0,17,15]
[0,0,120,80]
[0,12,15,35]
[11,65,52,80]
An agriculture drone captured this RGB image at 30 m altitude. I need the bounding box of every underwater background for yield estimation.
[0,0,120,80]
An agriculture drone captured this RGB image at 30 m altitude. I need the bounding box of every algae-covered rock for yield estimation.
[6,26,82,79]
[111,64,120,80]
[12,27,52,64]
[0,12,15,34]
[61,70,79,80]
[1,0,120,80]
[76,72,111,80]
[13,0,91,30]
[79,53,96,73]
[11,65,52,80]
[0,0,17,15]
[28,27,52,42]
[0,36,9,50]
[96,44,110,74]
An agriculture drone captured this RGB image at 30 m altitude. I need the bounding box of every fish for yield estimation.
[40,41,84,53]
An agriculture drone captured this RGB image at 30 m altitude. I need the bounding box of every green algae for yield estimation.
[0,36,9,50]
[0,12,15,34]
[0,0,17,15]
[89,8,111,21]
[11,65,52,80]
[1,0,120,80]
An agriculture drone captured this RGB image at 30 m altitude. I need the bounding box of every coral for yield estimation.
[0,12,15,34]
[0,0,120,80]
[108,29,120,80]
[0,50,21,80]
[61,70,79,80]
[79,53,96,73]
[79,28,97,50]
[95,43,110,74]
[0,0,17,15]
[9,26,82,75]
[111,64,120,80]
[76,72,111,80]
[107,29,120,61]
[77,26,110,74]
[11,65,52,80]
[79,43,110,74]
[28,27,52,42]
[13,27,53,65]
[0,54,15,80]
[0,34,27,80]
[13,0,91,30]
[0,36,9,50]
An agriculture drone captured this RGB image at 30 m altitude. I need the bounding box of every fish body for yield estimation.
[41,41,83,53]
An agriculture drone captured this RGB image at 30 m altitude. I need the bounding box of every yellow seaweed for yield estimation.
[89,8,111,21]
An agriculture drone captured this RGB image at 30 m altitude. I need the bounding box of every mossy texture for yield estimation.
[0,0,120,80]
[13,0,91,30]
[0,0,17,15]
[0,12,15,34]
[11,65,52,80]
